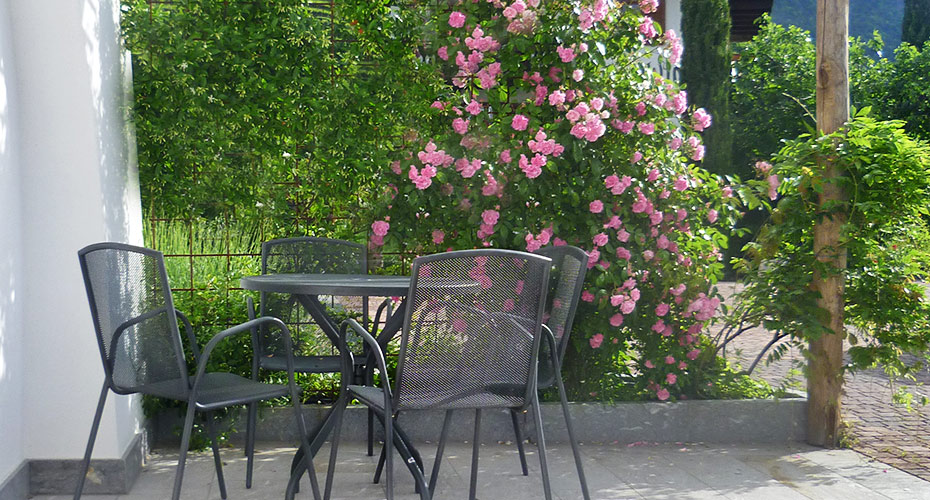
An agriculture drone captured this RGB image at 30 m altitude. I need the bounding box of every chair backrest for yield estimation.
[536,246,589,386]
[393,249,551,411]
[78,242,189,395]
[258,237,367,357]
[261,236,367,275]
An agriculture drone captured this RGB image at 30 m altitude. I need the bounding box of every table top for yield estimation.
[240,273,411,296]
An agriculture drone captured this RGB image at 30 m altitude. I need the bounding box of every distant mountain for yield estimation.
[771,0,904,54]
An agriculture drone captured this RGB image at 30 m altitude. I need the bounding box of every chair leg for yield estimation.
[384,409,395,500]
[286,396,322,500]
[171,403,199,500]
[73,382,108,500]
[245,402,257,488]
[367,407,375,456]
[428,410,453,496]
[469,409,481,500]
[206,412,227,500]
[324,397,347,500]
[530,395,553,500]
[373,445,386,484]
[509,408,529,476]
[555,372,590,500]
[372,410,428,497]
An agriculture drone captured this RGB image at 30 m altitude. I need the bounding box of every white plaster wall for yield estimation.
[0,0,25,484]
[8,0,143,462]
[665,0,682,36]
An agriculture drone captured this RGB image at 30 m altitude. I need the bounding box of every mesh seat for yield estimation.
[323,249,554,500]
[73,242,322,500]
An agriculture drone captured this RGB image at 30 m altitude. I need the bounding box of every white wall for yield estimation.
[0,0,26,485]
[1,0,143,472]
[665,0,682,36]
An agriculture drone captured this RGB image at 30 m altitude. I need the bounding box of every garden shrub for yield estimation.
[730,111,930,403]
[368,0,743,401]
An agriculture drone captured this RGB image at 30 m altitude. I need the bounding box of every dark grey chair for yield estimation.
[323,249,554,500]
[74,242,321,500]
[510,245,590,499]
[244,236,385,487]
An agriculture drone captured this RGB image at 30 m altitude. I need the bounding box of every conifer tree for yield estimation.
[902,0,930,47]
[680,0,733,176]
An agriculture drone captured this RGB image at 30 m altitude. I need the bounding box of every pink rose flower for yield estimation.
[593,232,608,247]
[666,373,677,384]
[448,11,466,28]
[432,230,445,244]
[572,69,584,81]
[511,114,529,131]
[581,290,595,302]
[371,220,390,236]
[589,333,604,349]
[609,314,624,327]
[639,17,658,38]
[657,388,670,401]
[767,174,780,200]
[481,209,500,226]
[589,200,604,213]
[452,117,469,135]
[692,108,712,132]
[655,303,669,316]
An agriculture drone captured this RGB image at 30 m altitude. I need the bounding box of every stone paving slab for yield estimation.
[38,442,930,500]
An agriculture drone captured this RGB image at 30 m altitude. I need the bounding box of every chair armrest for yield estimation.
[535,324,559,390]
[188,317,299,402]
[108,306,173,370]
[371,298,392,337]
[246,297,260,379]
[341,318,393,416]
[174,309,200,361]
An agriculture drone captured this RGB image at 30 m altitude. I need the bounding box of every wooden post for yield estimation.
[808,0,849,448]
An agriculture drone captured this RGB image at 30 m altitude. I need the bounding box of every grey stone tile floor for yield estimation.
[40,440,930,499]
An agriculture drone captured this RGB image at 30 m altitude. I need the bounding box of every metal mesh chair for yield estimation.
[509,245,591,500]
[245,237,386,487]
[322,249,553,500]
[74,242,321,500]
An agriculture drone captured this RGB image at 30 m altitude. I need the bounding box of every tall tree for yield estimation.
[680,0,733,176]
[902,0,930,47]
[809,0,849,448]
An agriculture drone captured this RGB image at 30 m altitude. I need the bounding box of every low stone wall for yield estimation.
[153,398,807,447]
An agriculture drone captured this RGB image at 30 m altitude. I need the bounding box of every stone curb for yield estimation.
[153,398,807,446]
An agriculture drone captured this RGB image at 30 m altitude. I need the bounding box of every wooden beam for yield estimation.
[808,0,849,448]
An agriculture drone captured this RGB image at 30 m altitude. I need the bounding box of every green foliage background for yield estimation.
[122,0,440,227]
[902,0,930,47]
[733,112,930,396]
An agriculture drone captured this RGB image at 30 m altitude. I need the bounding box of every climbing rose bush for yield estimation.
[370,0,739,400]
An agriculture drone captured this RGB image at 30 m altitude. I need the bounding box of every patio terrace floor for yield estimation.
[38,440,930,499]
